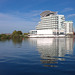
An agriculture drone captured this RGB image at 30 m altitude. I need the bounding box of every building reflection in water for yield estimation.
[29,38,74,67]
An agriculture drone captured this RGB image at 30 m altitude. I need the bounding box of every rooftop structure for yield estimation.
[40,10,57,17]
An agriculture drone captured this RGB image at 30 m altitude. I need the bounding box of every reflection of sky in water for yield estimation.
[29,38,74,67]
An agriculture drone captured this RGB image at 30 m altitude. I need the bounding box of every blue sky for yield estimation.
[0,0,75,33]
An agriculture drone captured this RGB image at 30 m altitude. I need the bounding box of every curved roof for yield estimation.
[40,10,57,17]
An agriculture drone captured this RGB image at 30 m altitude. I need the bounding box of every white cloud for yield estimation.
[10,10,43,21]
[0,13,21,21]
[0,10,44,33]
[62,8,74,13]
[67,14,75,18]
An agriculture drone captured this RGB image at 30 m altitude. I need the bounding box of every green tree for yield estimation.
[12,30,17,36]
[24,33,29,35]
[17,31,22,35]
[12,30,23,38]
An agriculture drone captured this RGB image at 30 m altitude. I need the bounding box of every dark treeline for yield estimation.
[0,30,29,40]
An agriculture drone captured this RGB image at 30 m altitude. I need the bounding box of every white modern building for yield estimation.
[29,10,73,37]
[64,21,73,34]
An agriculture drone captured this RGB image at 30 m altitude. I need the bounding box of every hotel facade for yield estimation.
[29,10,73,37]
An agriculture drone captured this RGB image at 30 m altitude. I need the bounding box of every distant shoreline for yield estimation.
[0,30,29,40]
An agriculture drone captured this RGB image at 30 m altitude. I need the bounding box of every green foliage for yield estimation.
[24,33,29,35]
[12,30,23,38]
[12,30,17,35]
[0,34,11,40]
[23,33,29,38]
[0,30,29,41]
[0,34,1,38]
[17,31,22,35]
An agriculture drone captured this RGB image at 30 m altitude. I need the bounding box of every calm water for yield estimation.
[0,38,75,75]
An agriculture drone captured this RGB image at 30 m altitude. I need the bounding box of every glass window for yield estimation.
[60,32,64,35]
[31,31,37,34]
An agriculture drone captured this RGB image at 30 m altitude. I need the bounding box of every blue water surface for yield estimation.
[0,38,75,75]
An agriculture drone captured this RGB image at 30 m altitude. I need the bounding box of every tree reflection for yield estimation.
[12,38,23,45]
[0,39,10,42]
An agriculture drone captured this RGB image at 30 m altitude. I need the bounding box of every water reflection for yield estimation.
[0,39,10,42]
[12,38,23,44]
[11,38,23,48]
[29,38,74,67]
